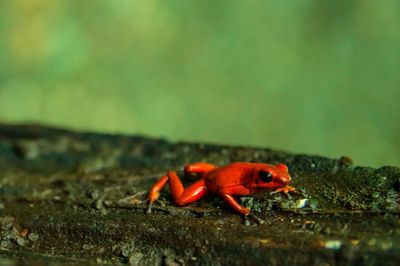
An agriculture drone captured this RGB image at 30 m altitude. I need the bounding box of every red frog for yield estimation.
[147,162,295,216]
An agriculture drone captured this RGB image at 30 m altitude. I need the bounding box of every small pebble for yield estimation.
[294,199,308,208]
[309,199,318,210]
[129,252,143,265]
[16,237,26,246]
[82,244,92,251]
[104,200,112,207]
[121,247,131,258]
[94,199,103,210]
[0,217,14,230]
[28,233,39,241]
[339,156,353,166]
[164,254,180,266]
[90,191,100,200]
[1,240,10,248]
[324,240,342,250]
[53,196,61,201]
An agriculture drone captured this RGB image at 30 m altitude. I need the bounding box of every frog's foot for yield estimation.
[272,185,295,194]
[118,191,148,205]
[147,191,160,214]
[244,213,264,226]
[147,175,169,214]
[146,202,153,214]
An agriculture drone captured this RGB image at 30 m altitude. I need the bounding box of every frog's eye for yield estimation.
[259,171,273,183]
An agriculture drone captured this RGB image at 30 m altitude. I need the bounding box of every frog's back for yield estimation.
[203,162,256,193]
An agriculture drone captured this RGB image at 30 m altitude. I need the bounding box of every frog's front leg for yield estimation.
[147,171,208,213]
[218,186,251,215]
[272,185,296,194]
[219,189,264,225]
[219,194,250,215]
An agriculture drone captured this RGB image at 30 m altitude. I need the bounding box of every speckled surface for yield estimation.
[0,124,399,265]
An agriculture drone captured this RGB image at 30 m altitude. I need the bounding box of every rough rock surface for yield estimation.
[0,124,399,265]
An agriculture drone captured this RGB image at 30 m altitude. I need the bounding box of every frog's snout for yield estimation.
[280,175,291,185]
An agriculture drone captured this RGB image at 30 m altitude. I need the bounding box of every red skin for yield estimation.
[147,162,295,216]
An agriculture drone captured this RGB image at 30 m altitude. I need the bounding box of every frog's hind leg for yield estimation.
[147,175,169,213]
[147,171,208,213]
[184,162,216,176]
[168,171,208,206]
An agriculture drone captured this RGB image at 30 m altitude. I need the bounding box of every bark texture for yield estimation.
[0,124,399,265]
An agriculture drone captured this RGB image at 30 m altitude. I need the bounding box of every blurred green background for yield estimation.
[0,1,399,167]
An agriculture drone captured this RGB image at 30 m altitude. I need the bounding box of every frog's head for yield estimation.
[253,163,291,189]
